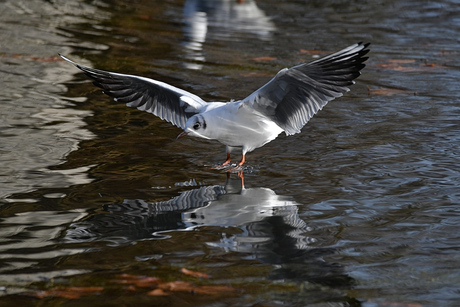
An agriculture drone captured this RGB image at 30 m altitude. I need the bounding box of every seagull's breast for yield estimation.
[204,103,283,152]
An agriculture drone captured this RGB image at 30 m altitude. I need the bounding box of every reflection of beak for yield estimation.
[176,131,188,140]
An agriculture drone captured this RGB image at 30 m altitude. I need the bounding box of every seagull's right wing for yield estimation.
[60,55,208,129]
[239,42,370,135]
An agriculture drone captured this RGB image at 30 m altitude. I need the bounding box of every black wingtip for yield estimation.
[359,42,371,58]
[357,42,371,49]
[58,53,81,69]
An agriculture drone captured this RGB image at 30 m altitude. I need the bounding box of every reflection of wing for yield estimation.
[60,55,208,129]
[240,43,370,135]
[63,178,351,286]
[65,180,312,260]
[106,185,225,214]
[65,185,225,244]
[62,178,351,284]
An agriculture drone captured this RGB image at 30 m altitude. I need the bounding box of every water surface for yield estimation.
[1,0,460,306]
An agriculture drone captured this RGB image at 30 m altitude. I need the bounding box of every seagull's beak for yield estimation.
[176,131,188,140]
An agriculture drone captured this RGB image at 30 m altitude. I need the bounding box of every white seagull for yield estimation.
[60,42,369,171]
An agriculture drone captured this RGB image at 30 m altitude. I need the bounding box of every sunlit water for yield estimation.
[1,0,460,306]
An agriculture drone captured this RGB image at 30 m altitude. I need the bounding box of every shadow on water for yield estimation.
[65,174,354,290]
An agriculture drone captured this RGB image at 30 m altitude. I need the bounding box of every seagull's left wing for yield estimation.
[240,42,370,135]
[60,55,208,129]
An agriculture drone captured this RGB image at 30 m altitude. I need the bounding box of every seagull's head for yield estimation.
[178,114,211,140]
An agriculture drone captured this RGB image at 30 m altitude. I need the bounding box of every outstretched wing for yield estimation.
[240,42,370,135]
[60,55,208,129]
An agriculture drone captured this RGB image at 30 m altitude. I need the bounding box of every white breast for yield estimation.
[204,103,283,152]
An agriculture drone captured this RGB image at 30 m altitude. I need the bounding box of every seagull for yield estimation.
[60,42,369,171]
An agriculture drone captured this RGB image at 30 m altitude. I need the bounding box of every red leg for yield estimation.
[227,154,245,172]
[212,153,231,169]
[236,154,245,168]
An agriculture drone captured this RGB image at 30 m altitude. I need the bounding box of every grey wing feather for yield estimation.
[60,55,208,129]
[240,42,370,135]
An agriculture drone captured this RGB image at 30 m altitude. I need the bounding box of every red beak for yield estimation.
[176,131,188,140]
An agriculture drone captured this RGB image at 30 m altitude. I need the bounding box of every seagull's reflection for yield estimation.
[182,0,276,69]
[66,174,353,287]
[67,173,310,250]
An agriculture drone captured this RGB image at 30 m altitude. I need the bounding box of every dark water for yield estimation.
[1,0,460,306]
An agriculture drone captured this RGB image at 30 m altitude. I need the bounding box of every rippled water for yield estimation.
[1,0,460,306]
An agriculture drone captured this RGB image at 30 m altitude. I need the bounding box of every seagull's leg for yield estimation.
[211,153,231,169]
[236,154,245,168]
[227,154,245,172]
[221,153,232,166]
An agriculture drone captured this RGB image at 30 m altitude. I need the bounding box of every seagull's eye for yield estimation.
[193,122,201,130]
